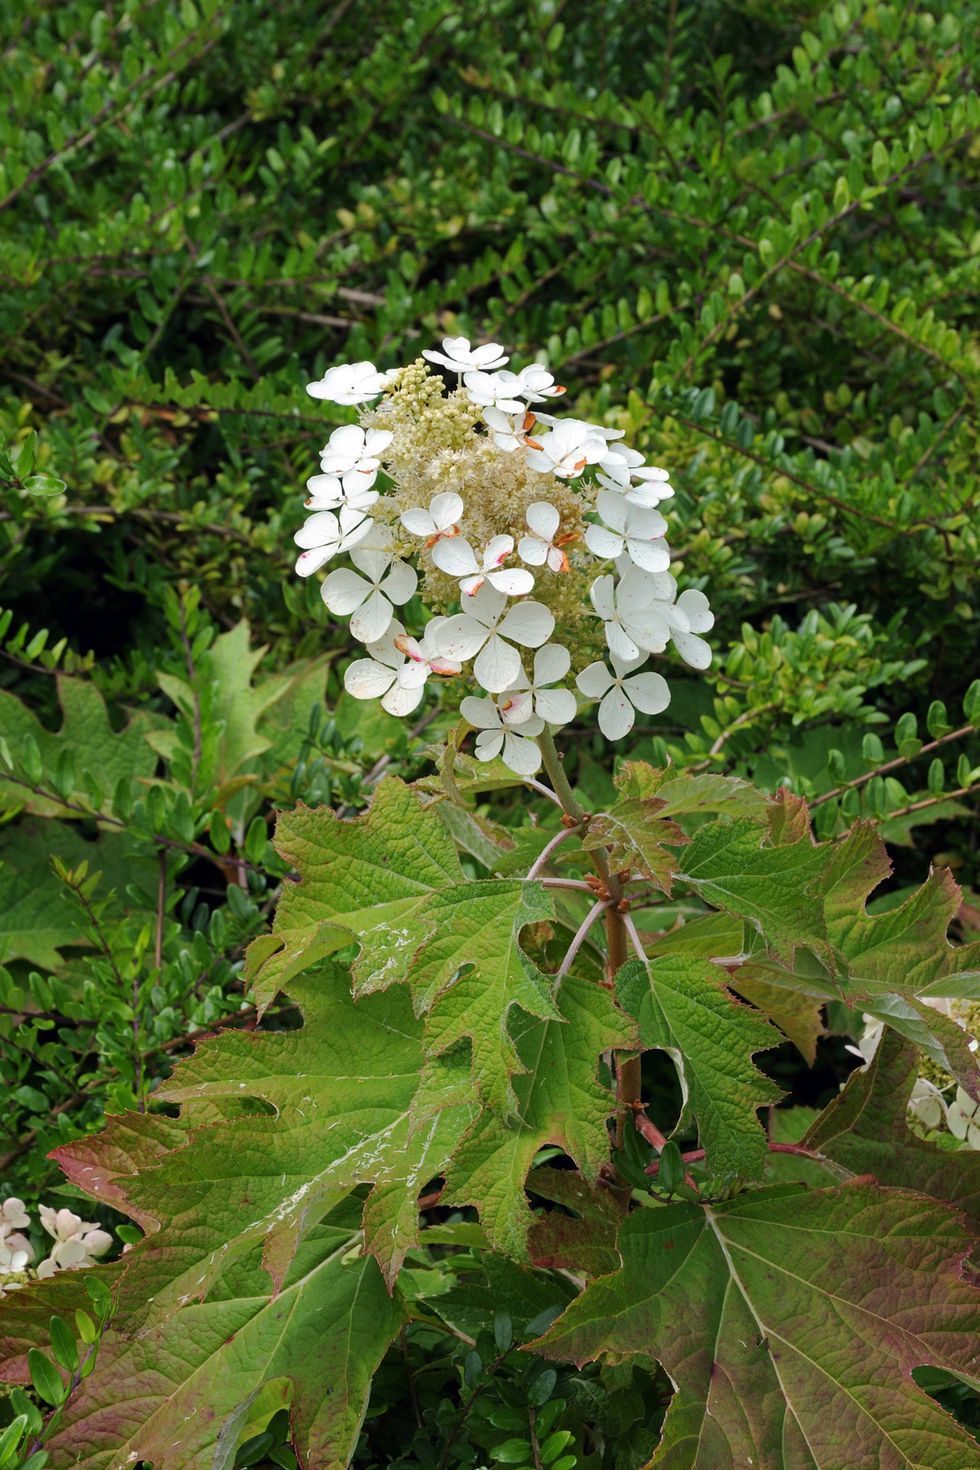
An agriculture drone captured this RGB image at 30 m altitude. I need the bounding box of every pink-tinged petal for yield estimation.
[474,635,524,693]
[488,567,535,596]
[461,695,501,730]
[460,574,486,597]
[576,660,615,699]
[498,689,535,726]
[294,510,340,549]
[344,659,397,700]
[501,731,543,775]
[676,588,714,633]
[589,574,617,620]
[433,614,488,662]
[295,546,335,577]
[433,536,480,577]
[517,534,548,566]
[321,567,368,615]
[382,559,418,605]
[381,682,425,718]
[533,643,570,685]
[623,671,671,716]
[585,524,625,561]
[525,501,561,541]
[305,474,344,505]
[671,630,713,669]
[400,507,436,537]
[535,687,577,727]
[598,688,635,741]
[351,589,394,644]
[484,534,514,568]
[429,655,462,676]
[628,539,672,574]
[498,600,554,648]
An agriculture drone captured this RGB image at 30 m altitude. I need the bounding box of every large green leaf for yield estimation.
[617,955,782,1179]
[245,777,463,1010]
[742,822,979,1093]
[444,976,637,1259]
[535,1181,980,1469]
[396,879,561,1113]
[804,1029,980,1227]
[677,812,831,961]
[43,1200,401,1470]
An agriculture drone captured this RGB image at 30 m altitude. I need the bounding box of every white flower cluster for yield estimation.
[296,338,714,773]
[0,1196,113,1295]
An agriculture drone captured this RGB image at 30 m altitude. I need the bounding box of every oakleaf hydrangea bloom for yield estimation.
[294,336,714,771]
[1,1196,116,1296]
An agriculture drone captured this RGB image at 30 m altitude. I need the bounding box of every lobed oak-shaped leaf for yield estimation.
[245,777,462,1011]
[0,675,160,819]
[444,976,637,1259]
[395,879,561,1114]
[614,762,768,821]
[744,821,979,1094]
[42,1200,401,1470]
[805,1028,980,1226]
[583,800,688,895]
[676,811,831,963]
[534,1180,980,1469]
[616,955,782,1179]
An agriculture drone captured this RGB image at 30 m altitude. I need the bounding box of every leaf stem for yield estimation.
[525,825,576,880]
[556,899,613,980]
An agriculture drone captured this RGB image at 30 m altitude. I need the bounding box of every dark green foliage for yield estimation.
[0,1,978,1466]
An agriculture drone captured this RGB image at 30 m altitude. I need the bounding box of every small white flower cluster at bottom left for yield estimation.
[0,1196,113,1294]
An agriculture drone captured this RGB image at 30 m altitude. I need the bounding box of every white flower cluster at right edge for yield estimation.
[296,337,716,771]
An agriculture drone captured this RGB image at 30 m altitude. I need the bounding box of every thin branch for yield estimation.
[809,723,974,808]
[525,826,576,880]
[556,899,612,980]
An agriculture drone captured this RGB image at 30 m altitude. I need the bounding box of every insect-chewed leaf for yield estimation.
[244,776,462,1011]
[533,1181,980,1470]
[617,955,782,1179]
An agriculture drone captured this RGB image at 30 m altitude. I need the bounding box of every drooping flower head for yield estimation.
[294,338,714,772]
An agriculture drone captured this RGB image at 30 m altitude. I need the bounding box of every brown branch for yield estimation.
[809,723,974,808]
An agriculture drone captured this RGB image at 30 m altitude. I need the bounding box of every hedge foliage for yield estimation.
[0,0,978,1465]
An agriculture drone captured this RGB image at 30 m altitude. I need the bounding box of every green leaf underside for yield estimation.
[617,956,782,1179]
[444,976,637,1259]
[535,1182,980,1470]
[804,1029,980,1227]
[245,777,463,1010]
[44,1202,401,1470]
[741,821,980,1093]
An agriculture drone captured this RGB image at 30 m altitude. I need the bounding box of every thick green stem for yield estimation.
[536,726,586,826]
